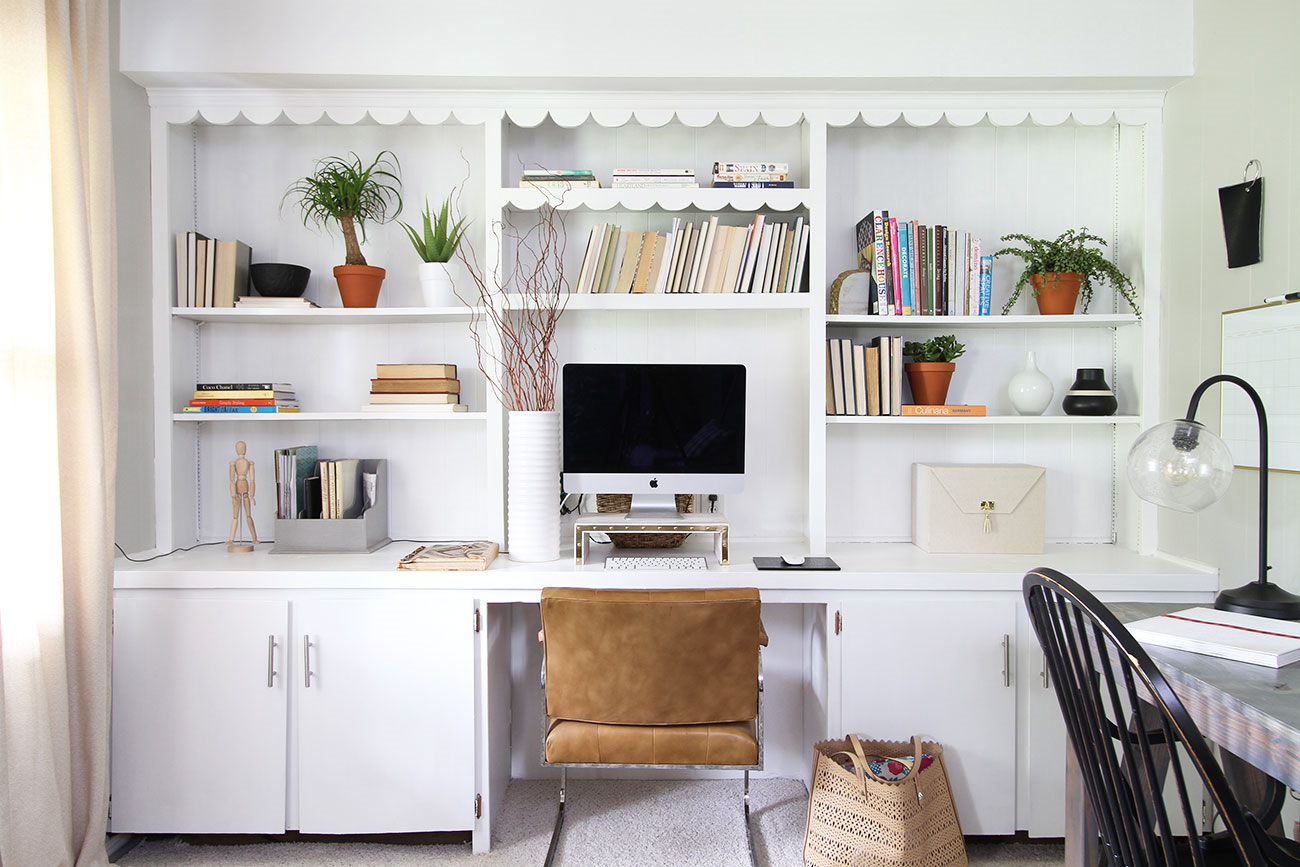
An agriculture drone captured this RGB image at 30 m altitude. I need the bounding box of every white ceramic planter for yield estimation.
[1007,351,1054,416]
[418,261,456,307]
[507,410,560,562]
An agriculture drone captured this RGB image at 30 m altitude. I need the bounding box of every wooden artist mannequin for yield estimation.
[228,440,258,551]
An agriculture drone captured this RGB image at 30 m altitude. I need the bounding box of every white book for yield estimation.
[827,339,846,415]
[669,221,693,293]
[784,217,805,294]
[604,232,628,293]
[654,218,681,294]
[689,216,719,294]
[839,338,856,415]
[765,223,786,293]
[205,238,217,308]
[736,215,765,293]
[791,223,810,293]
[575,227,600,294]
[1127,607,1300,668]
[750,224,774,295]
[685,219,709,293]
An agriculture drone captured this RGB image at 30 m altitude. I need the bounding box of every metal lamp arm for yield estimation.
[1183,374,1270,585]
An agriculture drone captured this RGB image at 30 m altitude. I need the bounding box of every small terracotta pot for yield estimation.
[333,264,386,308]
[1030,272,1082,315]
[905,362,956,406]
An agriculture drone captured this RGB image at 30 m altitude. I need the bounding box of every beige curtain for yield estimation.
[0,0,117,864]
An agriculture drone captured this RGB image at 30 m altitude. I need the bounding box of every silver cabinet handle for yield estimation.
[1040,652,1050,690]
[267,635,278,687]
[1001,634,1011,687]
[303,635,314,688]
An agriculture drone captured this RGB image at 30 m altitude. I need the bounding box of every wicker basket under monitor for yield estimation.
[595,494,694,548]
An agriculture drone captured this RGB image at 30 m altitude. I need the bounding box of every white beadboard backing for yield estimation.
[140,92,1166,558]
[503,116,811,189]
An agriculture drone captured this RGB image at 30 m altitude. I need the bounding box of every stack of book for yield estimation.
[235,296,318,310]
[520,169,599,190]
[365,363,467,412]
[174,231,251,308]
[182,382,299,414]
[274,445,318,519]
[573,214,810,294]
[854,212,993,316]
[712,161,793,189]
[610,169,699,189]
[825,338,987,417]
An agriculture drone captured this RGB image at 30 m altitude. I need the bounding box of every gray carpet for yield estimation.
[120,778,1063,866]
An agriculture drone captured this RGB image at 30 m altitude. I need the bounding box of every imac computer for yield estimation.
[562,363,746,520]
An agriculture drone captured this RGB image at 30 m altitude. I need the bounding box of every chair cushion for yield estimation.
[545,719,758,766]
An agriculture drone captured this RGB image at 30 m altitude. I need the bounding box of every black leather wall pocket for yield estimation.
[1218,165,1263,268]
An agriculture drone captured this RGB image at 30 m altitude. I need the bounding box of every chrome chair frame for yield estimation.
[538,651,765,867]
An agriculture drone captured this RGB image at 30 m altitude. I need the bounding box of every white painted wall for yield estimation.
[118,0,1192,87]
[112,0,155,553]
[1159,0,1300,599]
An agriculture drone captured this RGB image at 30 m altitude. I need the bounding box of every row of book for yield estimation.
[174,231,251,308]
[181,382,300,414]
[516,163,798,190]
[855,212,993,316]
[574,214,810,295]
[365,363,467,412]
[274,448,371,521]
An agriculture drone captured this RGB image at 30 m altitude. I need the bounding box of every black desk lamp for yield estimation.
[1127,374,1300,620]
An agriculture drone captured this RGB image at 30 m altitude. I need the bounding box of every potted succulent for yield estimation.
[994,228,1140,317]
[903,335,966,406]
[399,194,470,307]
[284,151,402,308]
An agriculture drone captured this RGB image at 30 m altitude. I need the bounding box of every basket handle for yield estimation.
[833,735,926,790]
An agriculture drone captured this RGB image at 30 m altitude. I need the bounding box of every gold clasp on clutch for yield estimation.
[980,500,995,534]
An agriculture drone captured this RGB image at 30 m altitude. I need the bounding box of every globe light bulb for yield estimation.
[1126,420,1234,513]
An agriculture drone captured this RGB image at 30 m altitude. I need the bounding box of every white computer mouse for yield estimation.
[781,554,806,567]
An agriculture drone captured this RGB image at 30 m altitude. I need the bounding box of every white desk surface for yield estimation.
[115,538,1217,599]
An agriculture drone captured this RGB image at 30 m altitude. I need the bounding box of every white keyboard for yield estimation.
[604,555,709,571]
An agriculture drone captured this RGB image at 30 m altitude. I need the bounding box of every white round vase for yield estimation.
[1007,351,1054,416]
[507,410,560,562]
[418,261,456,306]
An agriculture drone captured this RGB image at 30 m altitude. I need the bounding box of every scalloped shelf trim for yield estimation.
[500,187,810,212]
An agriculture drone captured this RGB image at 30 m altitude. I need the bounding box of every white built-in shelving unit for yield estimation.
[145,92,1163,561]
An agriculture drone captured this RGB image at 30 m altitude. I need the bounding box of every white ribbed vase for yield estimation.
[507,410,561,562]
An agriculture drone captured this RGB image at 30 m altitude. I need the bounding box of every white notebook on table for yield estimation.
[1127,606,1300,668]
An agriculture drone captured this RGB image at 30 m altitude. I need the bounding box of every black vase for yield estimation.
[1062,368,1118,416]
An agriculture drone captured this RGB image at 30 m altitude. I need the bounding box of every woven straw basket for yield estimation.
[804,735,967,867]
[595,494,694,548]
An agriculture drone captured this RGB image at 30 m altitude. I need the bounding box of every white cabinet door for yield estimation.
[1019,606,1069,837]
[111,596,289,833]
[839,598,1018,834]
[295,597,476,833]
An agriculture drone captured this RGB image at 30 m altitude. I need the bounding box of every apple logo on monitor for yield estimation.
[649,478,659,488]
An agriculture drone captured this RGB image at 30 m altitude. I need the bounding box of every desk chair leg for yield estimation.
[743,770,758,867]
[543,768,566,867]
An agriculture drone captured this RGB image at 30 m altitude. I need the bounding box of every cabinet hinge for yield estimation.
[474,793,482,819]
[474,609,481,633]
[834,610,842,635]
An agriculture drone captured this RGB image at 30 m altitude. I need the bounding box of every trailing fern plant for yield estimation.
[399,195,470,264]
[283,151,402,267]
[903,335,966,363]
[993,228,1140,316]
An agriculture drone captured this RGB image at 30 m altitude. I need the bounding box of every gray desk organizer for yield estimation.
[272,458,391,554]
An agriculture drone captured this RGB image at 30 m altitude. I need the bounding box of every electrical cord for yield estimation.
[113,541,226,563]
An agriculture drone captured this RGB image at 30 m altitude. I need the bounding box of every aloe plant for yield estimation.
[399,195,470,264]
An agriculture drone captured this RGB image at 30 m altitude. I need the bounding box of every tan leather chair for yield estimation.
[539,587,768,866]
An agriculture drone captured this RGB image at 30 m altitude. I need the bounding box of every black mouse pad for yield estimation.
[753,557,841,571]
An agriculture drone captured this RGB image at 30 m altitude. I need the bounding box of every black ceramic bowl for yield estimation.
[250,263,310,297]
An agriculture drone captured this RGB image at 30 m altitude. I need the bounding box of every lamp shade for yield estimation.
[1126,419,1234,513]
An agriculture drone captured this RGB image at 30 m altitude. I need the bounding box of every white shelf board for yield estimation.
[171,306,479,324]
[507,292,813,311]
[172,411,488,422]
[827,414,1142,425]
[113,539,1216,596]
[499,187,811,213]
[825,314,1139,328]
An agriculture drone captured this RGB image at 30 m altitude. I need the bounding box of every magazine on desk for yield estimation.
[1127,606,1300,668]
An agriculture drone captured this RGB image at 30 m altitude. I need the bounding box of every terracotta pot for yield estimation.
[1029,272,1082,315]
[333,264,386,308]
[905,362,956,406]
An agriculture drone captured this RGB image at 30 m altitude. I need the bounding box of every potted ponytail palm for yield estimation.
[995,228,1141,317]
[285,151,402,308]
[399,194,470,307]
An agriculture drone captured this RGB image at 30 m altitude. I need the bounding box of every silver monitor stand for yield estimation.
[626,492,685,521]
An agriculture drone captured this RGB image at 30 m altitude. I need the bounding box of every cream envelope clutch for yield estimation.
[912,463,1047,554]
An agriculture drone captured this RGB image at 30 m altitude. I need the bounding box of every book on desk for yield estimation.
[1127,606,1300,668]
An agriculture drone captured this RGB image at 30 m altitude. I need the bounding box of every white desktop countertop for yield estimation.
[114,538,1217,599]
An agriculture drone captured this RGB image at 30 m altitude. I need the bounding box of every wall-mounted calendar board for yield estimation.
[1221,300,1300,473]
